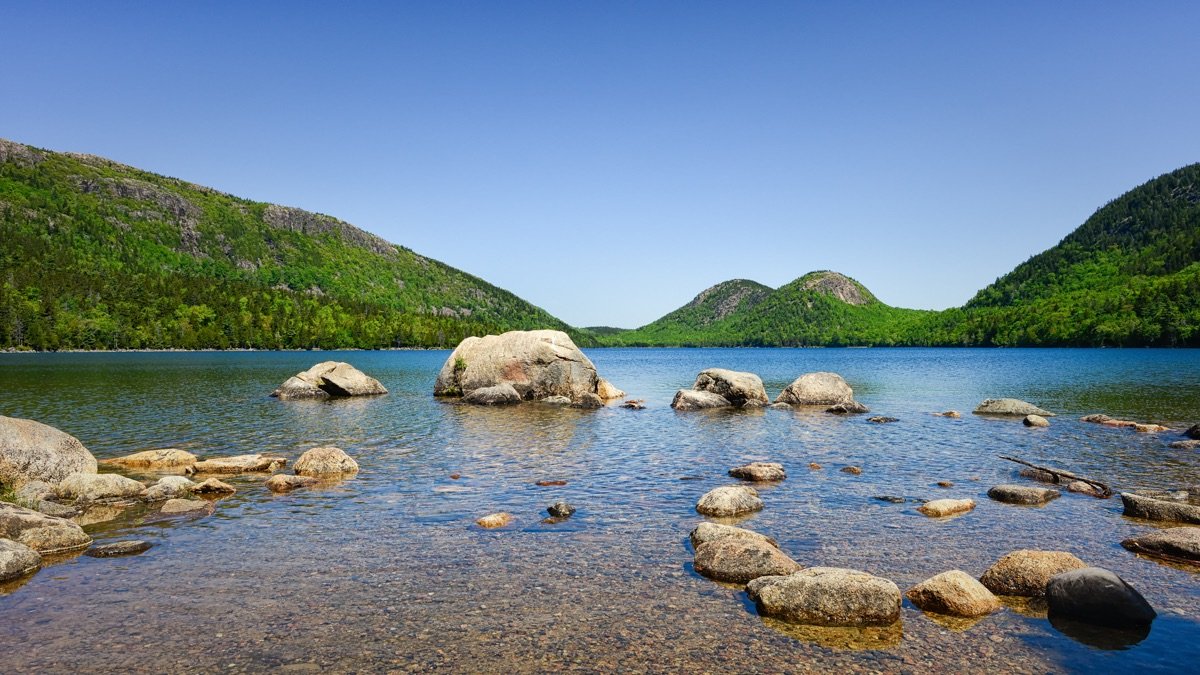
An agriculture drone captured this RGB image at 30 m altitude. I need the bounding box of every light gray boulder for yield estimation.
[692,369,769,407]
[1121,492,1200,524]
[0,415,97,488]
[1047,567,1156,627]
[271,361,387,400]
[671,389,733,411]
[693,539,802,583]
[294,446,359,477]
[145,475,197,501]
[1023,414,1051,427]
[696,486,763,517]
[434,330,602,403]
[747,567,902,627]
[55,473,148,501]
[973,398,1054,416]
[0,539,41,582]
[775,372,856,406]
[0,502,92,554]
[463,384,523,405]
[192,454,286,474]
[100,449,197,470]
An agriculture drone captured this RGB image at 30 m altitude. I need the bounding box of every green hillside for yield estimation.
[0,138,582,350]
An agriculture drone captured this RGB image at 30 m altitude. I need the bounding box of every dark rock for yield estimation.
[1121,526,1200,564]
[937,481,954,488]
[1019,467,1060,484]
[1046,567,1155,628]
[85,540,152,557]
[693,539,801,584]
[826,402,869,415]
[1121,492,1200,524]
[874,496,906,504]
[620,399,646,410]
[1185,424,1200,440]
[866,416,897,424]
[728,462,786,482]
[547,501,575,518]
[535,480,567,487]
[988,484,1061,505]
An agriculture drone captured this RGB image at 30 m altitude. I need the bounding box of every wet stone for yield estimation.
[476,513,513,529]
[988,485,1061,505]
[689,522,778,549]
[1121,526,1200,564]
[980,550,1088,597]
[728,462,786,482]
[1046,567,1156,628]
[867,416,898,424]
[918,499,975,517]
[693,539,802,584]
[875,495,907,504]
[86,540,152,557]
[695,486,763,517]
[546,501,575,518]
[840,466,862,475]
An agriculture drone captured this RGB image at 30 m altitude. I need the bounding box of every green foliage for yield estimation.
[0,141,589,350]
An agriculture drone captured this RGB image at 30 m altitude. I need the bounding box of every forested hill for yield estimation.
[922,163,1200,346]
[0,138,580,350]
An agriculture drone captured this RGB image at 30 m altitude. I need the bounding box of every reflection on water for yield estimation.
[0,348,1198,672]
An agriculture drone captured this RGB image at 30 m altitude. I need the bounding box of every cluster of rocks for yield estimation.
[671,370,873,415]
[475,499,578,529]
[1080,414,1171,433]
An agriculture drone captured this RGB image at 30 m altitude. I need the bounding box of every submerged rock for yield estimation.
[463,384,523,405]
[1121,527,1200,564]
[1047,567,1155,628]
[1121,492,1200,524]
[906,570,1002,618]
[0,539,41,582]
[973,399,1054,417]
[693,539,801,584]
[691,368,769,407]
[266,474,318,493]
[271,361,387,400]
[747,567,902,627]
[56,473,148,501]
[988,484,1060,505]
[874,495,906,504]
[100,448,197,470]
[689,522,778,549]
[0,502,92,554]
[979,550,1087,597]
[1023,414,1050,428]
[867,416,898,424]
[547,501,576,518]
[1067,481,1105,497]
[728,462,786,482]
[840,466,862,475]
[434,330,604,403]
[0,415,98,488]
[1019,467,1059,484]
[936,411,962,418]
[918,499,975,517]
[696,486,763,517]
[192,454,286,474]
[1169,440,1200,450]
[160,498,213,515]
[476,512,513,529]
[294,447,359,477]
[1082,414,1171,433]
[826,401,870,414]
[85,540,152,558]
[620,399,646,410]
[775,372,856,406]
[671,389,733,411]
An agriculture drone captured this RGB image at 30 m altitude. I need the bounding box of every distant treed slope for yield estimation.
[0,139,578,350]
[928,163,1200,346]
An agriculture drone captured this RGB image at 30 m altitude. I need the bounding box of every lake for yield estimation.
[1,348,1198,673]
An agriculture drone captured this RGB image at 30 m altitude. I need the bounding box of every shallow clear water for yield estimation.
[1,348,1198,673]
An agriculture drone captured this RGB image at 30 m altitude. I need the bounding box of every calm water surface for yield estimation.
[1,348,1199,673]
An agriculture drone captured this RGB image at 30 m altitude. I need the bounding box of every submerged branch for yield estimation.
[998,455,1113,498]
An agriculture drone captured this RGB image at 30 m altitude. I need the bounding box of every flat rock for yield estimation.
[595,378,626,400]
[867,416,898,424]
[294,446,359,477]
[85,540,152,558]
[271,361,387,400]
[0,539,41,582]
[1121,492,1200,524]
[620,399,646,410]
[1047,567,1156,628]
[192,454,287,474]
[33,500,78,518]
[100,448,197,470]
[1082,414,1171,432]
[689,522,778,549]
[671,389,733,411]
[476,512,513,529]
[775,372,855,406]
[874,495,906,504]
[0,502,92,554]
[692,368,769,407]
[693,539,801,584]
[728,462,786,482]
[980,550,1087,597]
[696,486,763,517]
[1169,440,1200,449]
[988,484,1061,505]
[906,570,1002,618]
[56,473,148,501]
[918,498,975,517]
[747,567,902,627]
[826,401,870,414]
[463,384,523,405]
[1121,527,1200,564]
[0,415,97,488]
[160,498,213,515]
[266,474,319,493]
[1023,414,1050,427]
[973,398,1054,417]
[434,330,603,402]
[192,477,236,494]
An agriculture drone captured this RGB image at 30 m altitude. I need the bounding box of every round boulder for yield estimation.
[0,415,98,488]
[294,447,359,477]
[1023,414,1050,428]
[692,369,769,407]
[0,539,41,582]
[747,567,902,627]
[1121,527,1200,564]
[973,398,1054,416]
[979,550,1087,596]
[696,486,763,517]
[774,372,855,406]
[434,330,601,402]
[693,539,802,584]
[906,570,1002,618]
[689,522,778,549]
[988,484,1061,505]
[728,462,786,482]
[1047,567,1155,628]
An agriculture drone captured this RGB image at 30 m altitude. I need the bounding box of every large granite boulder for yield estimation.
[463,384,523,405]
[671,390,733,411]
[774,372,855,406]
[696,486,763,517]
[0,539,41,582]
[56,473,148,501]
[1046,567,1156,628]
[691,369,769,407]
[100,449,196,470]
[293,447,359,477]
[689,522,778,549]
[1121,492,1200,524]
[747,567,902,627]
[1121,527,1200,564]
[973,398,1054,416]
[0,502,92,554]
[693,539,802,583]
[271,361,387,400]
[434,330,606,404]
[906,570,1002,618]
[0,415,97,489]
[979,550,1087,596]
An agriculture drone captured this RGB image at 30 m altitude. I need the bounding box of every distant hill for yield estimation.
[603,271,932,346]
[0,138,582,350]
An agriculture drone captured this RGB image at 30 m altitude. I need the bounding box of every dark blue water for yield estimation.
[0,348,1198,673]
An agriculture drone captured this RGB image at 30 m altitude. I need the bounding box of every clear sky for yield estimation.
[2,2,1197,328]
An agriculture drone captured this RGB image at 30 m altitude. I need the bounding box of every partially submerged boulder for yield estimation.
[0,502,92,554]
[979,550,1087,597]
[0,415,97,488]
[266,474,319,493]
[192,454,287,474]
[294,447,359,477]
[728,462,786,482]
[1121,527,1200,565]
[693,539,801,583]
[696,486,763,517]
[918,499,975,517]
[671,389,733,411]
[826,401,870,414]
[692,369,769,407]
[85,540,152,558]
[144,475,197,501]
[988,485,1060,505]
[973,399,1054,417]
[1082,414,1171,433]
[1121,492,1200,524]
[775,372,855,406]
[463,384,522,405]
[434,330,607,404]
[100,449,197,470]
[1023,414,1050,428]
[689,522,778,549]
[906,570,1002,618]
[160,498,213,515]
[55,473,148,501]
[191,477,236,495]
[271,361,387,400]
[0,539,41,582]
[1046,567,1155,628]
[476,512,513,529]
[747,567,902,627]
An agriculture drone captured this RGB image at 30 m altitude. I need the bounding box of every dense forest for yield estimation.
[0,139,584,350]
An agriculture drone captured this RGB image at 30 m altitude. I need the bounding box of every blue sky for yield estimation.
[3,2,1197,327]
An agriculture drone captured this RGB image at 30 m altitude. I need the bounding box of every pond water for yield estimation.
[1,348,1198,673]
